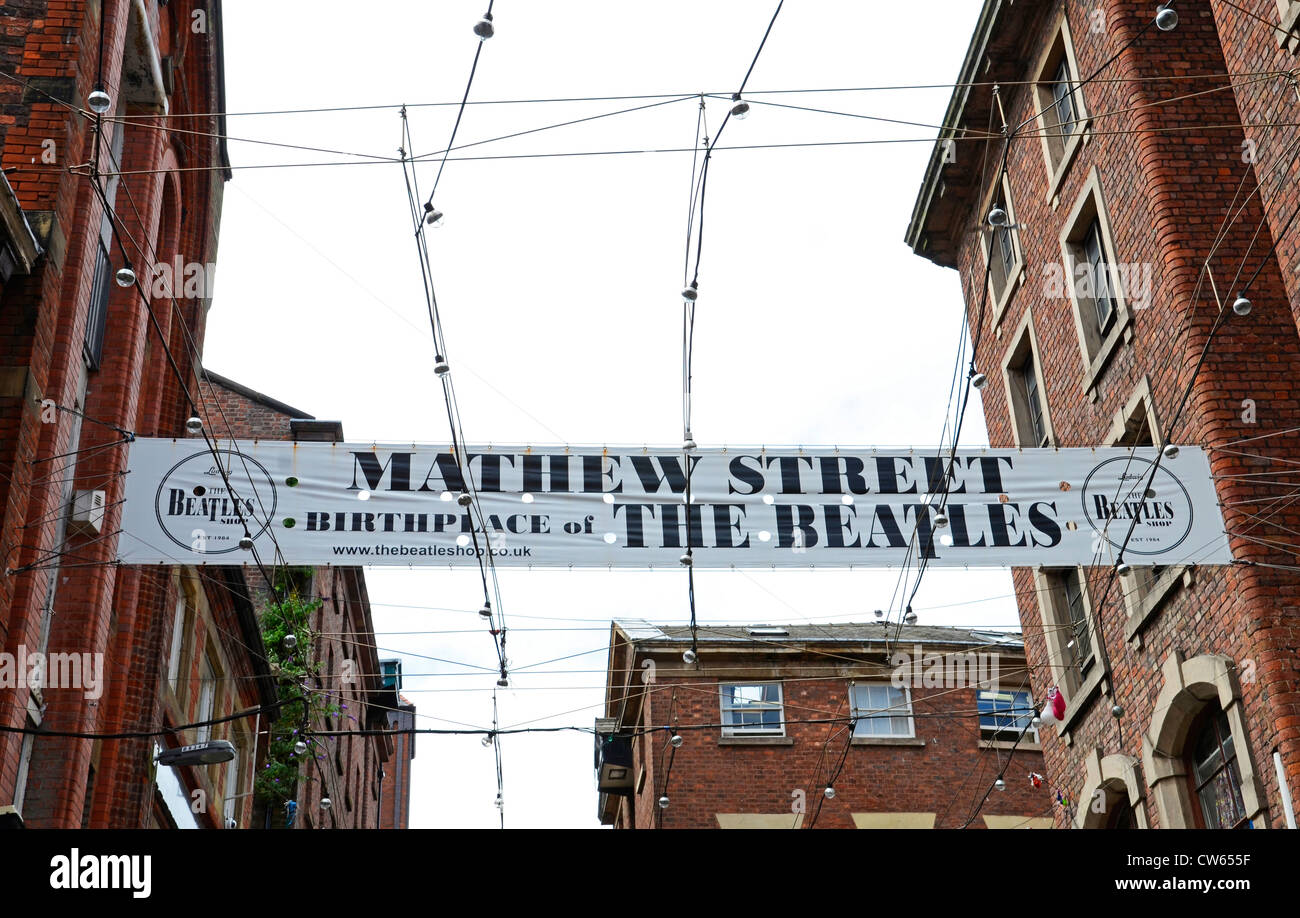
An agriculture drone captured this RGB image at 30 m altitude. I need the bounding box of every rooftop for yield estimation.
[614,619,1023,649]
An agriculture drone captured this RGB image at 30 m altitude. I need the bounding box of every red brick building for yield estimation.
[598,621,1048,829]
[907,0,1300,827]
[0,1,402,829]
[199,371,403,830]
[379,693,416,829]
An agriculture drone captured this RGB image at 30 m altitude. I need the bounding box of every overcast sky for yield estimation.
[206,1,1013,828]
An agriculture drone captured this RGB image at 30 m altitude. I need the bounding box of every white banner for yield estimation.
[116,440,1233,569]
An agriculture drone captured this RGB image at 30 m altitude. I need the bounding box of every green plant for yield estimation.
[254,584,337,809]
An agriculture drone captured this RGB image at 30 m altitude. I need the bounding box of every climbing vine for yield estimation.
[254,571,337,812]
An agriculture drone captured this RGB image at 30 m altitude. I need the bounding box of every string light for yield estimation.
[238,535,254,551]
[986,205,1008,228]
[657,795,670,809]
[115,266,136,287]
[933,510,949,529]
[1162,444,1180,459]
[1155,3,1178,31]
[479,601,493,620]
[682,649,697,664]
[823,785,836,799]
[1232,295,1252,316]
[679,551,692,566]
[434,355,450,375]
[457,492,473,507]
[729,93,750,119]
[1116,560,1132,577]
[320,797,332,810]
[283,633,298,651]
[87,88,111,114]
[473,11,495,40]
[185,416,203,434]
[681,282,698,305]
[293,740,308,756]
[970,370,988,390]
[423,202,445,228]
[682,431,697,451]
[670,732,684,748]
[904,607,918,625]
[994,777,1006,792]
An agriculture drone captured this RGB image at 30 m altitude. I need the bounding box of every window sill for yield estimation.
[719,736,793,746]
[1059,665,1105,740]
[990,261,1024,331]
[1044,120,1089,203]
[1081,308,1131,399]
[1276,5,1300,53]
[979,738,1042,752]
[1124,565,1192,645]
[851,736,926,747]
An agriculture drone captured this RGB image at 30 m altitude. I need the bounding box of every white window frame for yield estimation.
[850,683,916,739]
[978,172,1024,329]
[719,682,786,736]
[1059,167,1133,398]
[167,587,189,693]
[195,651,216,744]
[1032,10,1090,200]
[1000,307,1057,448]
[977,688,1038,744]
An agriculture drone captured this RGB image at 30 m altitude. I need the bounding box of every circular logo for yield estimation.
[154,449,278,554]
[1080,456,1193,556]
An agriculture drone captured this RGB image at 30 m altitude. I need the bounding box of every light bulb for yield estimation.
[683,432,697,451]
[824,786,836,799]
[1162,444,1180,460]
[320,797,332,810]
[1232,295,1252,316]
[87,89,112,114]
[1031,715,1041,727]
[1144,488,1157,499]
[682,649,697,664]
[495,794,503,807]
[473,12,494,39]
[657,795,670,809]
[682,283,698,305]
[293,740,308,756]
[497,675,509,688]
[283,633,298,650]
[424,205,445,228]
[479,601,492,620]
[1155,3,1178,31]
[971,371,988,390]
[457,492,473,507]
[934,511,949,529]
[904,609,918,625]
[729,93,750,120]
[994,777,1006,792]
[185,416,203,434]
[680,551,692,566]
[238,535,254,551]
[1117,561,1132,577]
[434,356,450,376]
[987,205,1008,228]
[1112,704,1124,718]
[115,266,136,287]
[482,735,493,747]
[873,609,884,620]
[670,733,684,748]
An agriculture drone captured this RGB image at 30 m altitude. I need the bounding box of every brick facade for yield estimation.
[909,0,1300,828]
[599,622,1048,829]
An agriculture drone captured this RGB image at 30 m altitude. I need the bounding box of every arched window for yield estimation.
[1187,707,1247,829]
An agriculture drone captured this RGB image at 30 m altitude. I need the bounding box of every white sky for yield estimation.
[206,1,1015,828]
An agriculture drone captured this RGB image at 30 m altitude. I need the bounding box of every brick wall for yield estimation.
[911,0,1300,828]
